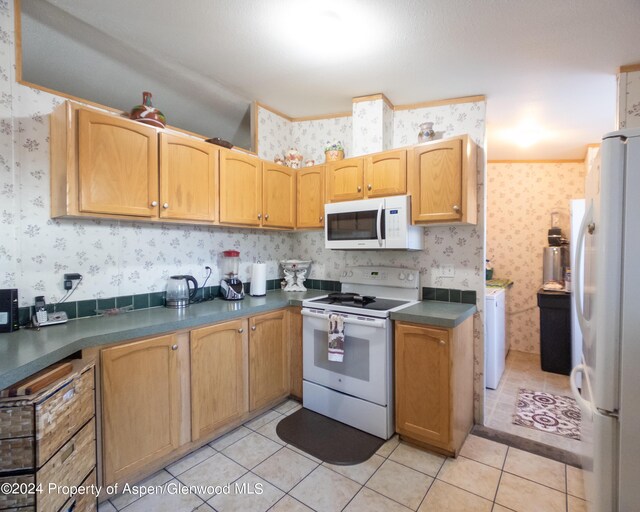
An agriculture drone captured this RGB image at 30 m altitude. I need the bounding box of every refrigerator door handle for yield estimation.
[573,202,592,338]
[570,364,593,420]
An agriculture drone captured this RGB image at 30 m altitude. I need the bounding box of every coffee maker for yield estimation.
[220,250,244,300]
[542,213,569,289]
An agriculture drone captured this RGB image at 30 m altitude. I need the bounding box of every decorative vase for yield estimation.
[305,159,315,167]
[130,92,166,128]
[325,149,344,162]
[284,148,304,168]
[418,122,435,142]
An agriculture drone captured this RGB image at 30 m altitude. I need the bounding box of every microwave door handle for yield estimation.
[376,202,383,246]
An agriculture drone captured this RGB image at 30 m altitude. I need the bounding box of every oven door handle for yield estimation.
[301,309,387,328]
[376,202,384,247]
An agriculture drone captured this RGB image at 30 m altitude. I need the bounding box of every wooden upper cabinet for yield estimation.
[219,150,262,226]
[159,133,218,222]
[409,136,477,225]
[77,108,158,217]
[249,310,289,411]
[101,333,184,485]
[395,323,451,447]
[326,158,364,202]
[297,166,325,228]
[365,150,407,198]
[263,164,296,229]
[191,319,248,442]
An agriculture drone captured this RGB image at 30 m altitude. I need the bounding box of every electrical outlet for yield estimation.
[63,273,82,290]
[442,264,455,278]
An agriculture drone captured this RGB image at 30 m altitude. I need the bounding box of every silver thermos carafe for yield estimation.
[542,246,568,285]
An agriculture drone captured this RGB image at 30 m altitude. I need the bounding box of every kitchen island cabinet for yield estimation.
[190,319,248,442]
[395,317,474,456]
[101,333,188,486]
[408,135,477,225]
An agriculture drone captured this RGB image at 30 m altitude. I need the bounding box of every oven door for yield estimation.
[325,198,385,249]
[301,308,390,405]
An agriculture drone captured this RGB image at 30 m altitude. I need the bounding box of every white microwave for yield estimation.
[324,195,423,250]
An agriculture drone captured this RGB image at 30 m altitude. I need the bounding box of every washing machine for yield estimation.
[485,287,506,389]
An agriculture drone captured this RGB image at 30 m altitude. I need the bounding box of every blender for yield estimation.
[220,250,244,300]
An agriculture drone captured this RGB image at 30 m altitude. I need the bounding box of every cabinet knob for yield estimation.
[258,213,262,220]
[171,344,178,350]
[367,184,372,191]
[163,202,169,209]
[238,328,244,333]
[357,186,362,192]
[319,215,323,222]
[251,325,256,331]
[151,201,158,207]
[265,213,269,220]
[453,205,460,213]
[439,339,446,346]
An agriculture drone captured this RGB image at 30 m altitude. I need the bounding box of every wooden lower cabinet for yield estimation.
[288,307,303,399]
[101,333,186,485]
[395,318,474,455]
[190,319,248,441]
[249,310,290,410]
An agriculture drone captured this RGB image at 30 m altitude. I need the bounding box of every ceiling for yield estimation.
[42,0,640,160]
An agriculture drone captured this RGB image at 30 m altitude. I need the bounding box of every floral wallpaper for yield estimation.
[352,99,386,156]
[383,101,394,151]
[0,3,295,307]
[618,69,640,129]
[486,162,586,353]
[256,105,352,164]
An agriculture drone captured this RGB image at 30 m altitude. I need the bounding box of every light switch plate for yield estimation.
[441,264,455,278]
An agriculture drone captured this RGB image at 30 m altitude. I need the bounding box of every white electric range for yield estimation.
[301,266,420,439]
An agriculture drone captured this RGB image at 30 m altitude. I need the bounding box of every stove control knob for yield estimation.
[407,273,415,281]
[399,272,406,280]
[347,271,353,277]
[342,271,348,277]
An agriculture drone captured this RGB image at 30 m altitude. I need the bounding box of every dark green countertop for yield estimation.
[0,291,476,390]
[390,300,476,328]
[0,289,326,390]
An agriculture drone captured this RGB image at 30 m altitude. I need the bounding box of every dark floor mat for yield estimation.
[275,408,385,465]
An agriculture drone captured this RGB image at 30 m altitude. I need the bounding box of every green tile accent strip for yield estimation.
[77,299,97,318]
[97,298,115,311]
[149,292,165,307]
[423,287,476,305]
[133,294,149,310]
[54,301,77,320]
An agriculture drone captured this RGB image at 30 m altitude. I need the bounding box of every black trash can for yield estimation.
[537,289,572,375]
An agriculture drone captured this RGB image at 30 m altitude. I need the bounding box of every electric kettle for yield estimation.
[165,275,198,308]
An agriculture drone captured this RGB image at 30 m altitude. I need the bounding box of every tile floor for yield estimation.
[98,399,586,512]
[484,350,581,454]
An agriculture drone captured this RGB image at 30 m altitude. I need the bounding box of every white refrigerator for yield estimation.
[571,127,640,512]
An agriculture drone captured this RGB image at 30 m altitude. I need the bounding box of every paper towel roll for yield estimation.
[250,263,267,296]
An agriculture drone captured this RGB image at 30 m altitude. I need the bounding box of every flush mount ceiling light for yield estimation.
[275,1,382,62]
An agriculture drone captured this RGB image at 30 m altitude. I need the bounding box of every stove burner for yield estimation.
[326,292,376,306]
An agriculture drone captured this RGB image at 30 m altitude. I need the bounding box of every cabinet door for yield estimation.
[297,166,325,228]
[249,310,289,410]
[219,151,262,226]
[191,319,248,441]
[395,323,450,447]
[410,138,463,222]
[365,150,407,198]
[263,164,296,228]
[289,308,303,399]
[101,334,183,485]
[159,133,218,222]
[326,158,364,202]
[78,108,158,217]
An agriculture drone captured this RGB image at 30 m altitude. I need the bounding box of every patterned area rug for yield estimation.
[513,388,581,440]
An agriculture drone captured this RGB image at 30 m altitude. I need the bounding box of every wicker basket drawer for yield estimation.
[0,418,96,512]
[0,366,94,472]
[58,468,97,512]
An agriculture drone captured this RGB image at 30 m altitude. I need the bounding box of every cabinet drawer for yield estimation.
[0,418,96,512]
[0,367,95,472]
[58,468,98,512]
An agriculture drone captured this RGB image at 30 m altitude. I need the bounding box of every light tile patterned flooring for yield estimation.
[98,399,586,512]
[485,350,581,454]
